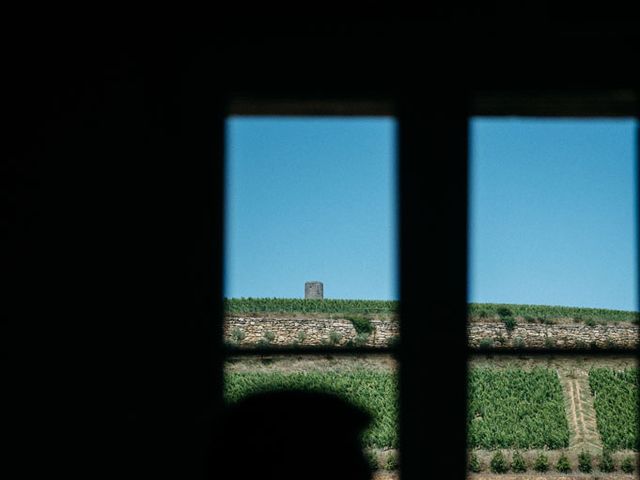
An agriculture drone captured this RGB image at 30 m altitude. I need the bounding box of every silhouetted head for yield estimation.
[214,389,372,480]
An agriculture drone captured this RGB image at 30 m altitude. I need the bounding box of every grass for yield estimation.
[467,368,570,449]
[469,303,638,323]
[225,298,639,324]
[226,367,584,451]
[225,298,398,314]
[589,368,639,451]
[224,370,399,448]
[344,314,375,334]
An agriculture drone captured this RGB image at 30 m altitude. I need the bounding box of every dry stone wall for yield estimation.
[468,322,638,349]
[224,316,638,349]
[224,316,399,347]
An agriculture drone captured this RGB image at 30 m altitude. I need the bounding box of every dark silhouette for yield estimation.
[213,390,372,480]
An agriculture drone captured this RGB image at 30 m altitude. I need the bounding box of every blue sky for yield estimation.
[225,116,637,311]
[470,118,637,311]
[225,117,398,300]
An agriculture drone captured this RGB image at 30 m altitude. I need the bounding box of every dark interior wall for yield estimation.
[5,32,224,478]
[4,17,638,480]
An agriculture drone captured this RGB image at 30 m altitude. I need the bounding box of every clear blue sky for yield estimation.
[470,118,637,311]
[225,117,398,300]
[225,116,637,311]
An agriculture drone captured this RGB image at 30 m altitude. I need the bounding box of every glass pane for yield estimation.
[223,117,400,478]
[224,354,399,477]
[224,117,398,350]
[467,117,639,479]
[467,354,638,477]
[469,118,638,350]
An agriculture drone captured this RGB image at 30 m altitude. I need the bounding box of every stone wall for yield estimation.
[468,322,638,349]
[224,316,399,347]
[224,316,638,349]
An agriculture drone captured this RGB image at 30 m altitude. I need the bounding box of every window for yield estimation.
[218,92,636,476]
[468,117,638,475]
[222,112,400,474]
[211,93,638,480]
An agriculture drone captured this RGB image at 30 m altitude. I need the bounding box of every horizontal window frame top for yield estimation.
[228,89,639,118]
[228,97,396,116]
[472,89,638,117]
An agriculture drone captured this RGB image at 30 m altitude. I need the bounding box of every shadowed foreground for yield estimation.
[213,390,373,480]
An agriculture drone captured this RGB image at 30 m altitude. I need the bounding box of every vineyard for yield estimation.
[589,368,639,451]
[224,298,398,314]
[467,368,570,449]
[224,366,637,455]
[223,295,638,476]
[225,298,639,323]
[224,370,398,448]
[468,303,638,323]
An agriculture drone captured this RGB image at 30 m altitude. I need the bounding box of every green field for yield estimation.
[467,368,570,449]
[225,366,639,453]
[469,303,638,323]
[589,368,639,451]
[225,367,574,451]
[224,370,399,448]
[224,298,398,314]
[224,298,638,323]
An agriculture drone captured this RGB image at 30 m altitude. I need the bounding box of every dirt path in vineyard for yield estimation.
[558,369,602,454]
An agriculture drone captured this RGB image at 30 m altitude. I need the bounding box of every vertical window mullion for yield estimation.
[399,91,469,480]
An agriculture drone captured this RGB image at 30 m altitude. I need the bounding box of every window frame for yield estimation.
[203,88,639,480]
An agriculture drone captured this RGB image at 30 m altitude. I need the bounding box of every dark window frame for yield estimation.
[193,84,638,480]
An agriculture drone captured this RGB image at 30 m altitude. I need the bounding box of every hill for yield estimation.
[224,298,638,324]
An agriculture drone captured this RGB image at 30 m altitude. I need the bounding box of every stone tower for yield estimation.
[304,281,323,299]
